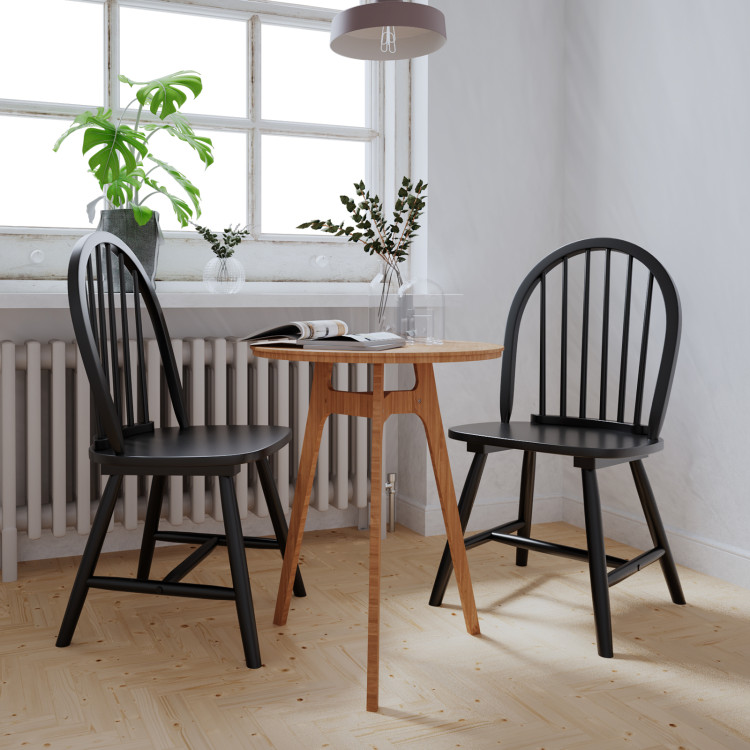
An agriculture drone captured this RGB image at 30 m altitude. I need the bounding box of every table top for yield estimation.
[251,340,503,365]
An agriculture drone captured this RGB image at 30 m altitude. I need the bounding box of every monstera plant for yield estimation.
[53,71,214,283]
[54,70,213,227]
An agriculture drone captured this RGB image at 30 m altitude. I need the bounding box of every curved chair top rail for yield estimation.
[68,231,188,454]
[500,237,681,440]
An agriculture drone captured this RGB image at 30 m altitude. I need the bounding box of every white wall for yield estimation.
[399,0,567,533]
[562,0,750,587]
[423,0,750,587]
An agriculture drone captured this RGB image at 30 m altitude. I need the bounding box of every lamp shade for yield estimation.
[330,0,446,61]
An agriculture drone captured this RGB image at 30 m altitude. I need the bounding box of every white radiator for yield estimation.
[0,338,370,581]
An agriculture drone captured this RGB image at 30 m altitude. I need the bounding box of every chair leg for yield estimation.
[57,474,123,647]
[219,475,261,669]
[429,452,487,606]
[137,475,166,580]
[515,451,537,567]
[581,468,613,658]
[630,460,686,605]
[256,457,306,598]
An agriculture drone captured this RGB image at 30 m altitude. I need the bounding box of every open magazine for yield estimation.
[300,331,404,351]
[241,320,405,351]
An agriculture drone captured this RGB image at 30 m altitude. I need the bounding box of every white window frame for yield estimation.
[0,0,413,283]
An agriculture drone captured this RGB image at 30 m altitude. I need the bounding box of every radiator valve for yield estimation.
[386,473,397,532]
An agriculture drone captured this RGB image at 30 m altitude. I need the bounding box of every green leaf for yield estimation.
[53,107,110,151]
[146,156,201,217]
[142,174,193,226]
[105,168,145,208]
[82,121,147,186]
[121,70,203,120]
[132,205,153,226]
[146,112,214,167]
[54,109,147,188]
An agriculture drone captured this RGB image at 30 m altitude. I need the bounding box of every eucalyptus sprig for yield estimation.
[193,223,250,258]
[298,176,427,285]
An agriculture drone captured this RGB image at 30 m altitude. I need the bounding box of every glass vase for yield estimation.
[369,263,403,333]
[203,256,245,294]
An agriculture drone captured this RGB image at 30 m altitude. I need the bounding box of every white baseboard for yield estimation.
[12,491,747,592]
[396,494,564,537]
[562,498,750,591]
[396,492,750,591]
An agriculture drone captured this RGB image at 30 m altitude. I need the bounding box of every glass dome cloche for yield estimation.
[397,278,445,344]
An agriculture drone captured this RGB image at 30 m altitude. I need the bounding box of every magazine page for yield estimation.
[240,319,347,344]
[300,320,348,340]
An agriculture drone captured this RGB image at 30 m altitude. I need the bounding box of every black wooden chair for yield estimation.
[430,238,685,657]
[56,231,304,668]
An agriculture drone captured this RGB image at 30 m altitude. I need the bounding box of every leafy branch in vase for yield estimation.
[193,223,250,258]
[298,176,427,289]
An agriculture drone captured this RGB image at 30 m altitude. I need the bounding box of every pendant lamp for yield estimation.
[330,0,446,61]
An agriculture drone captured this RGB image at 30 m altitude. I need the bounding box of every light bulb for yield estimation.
[380,25,396,54]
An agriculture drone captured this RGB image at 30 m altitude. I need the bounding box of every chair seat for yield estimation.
[91,424,292,473]
[449,421,663,459]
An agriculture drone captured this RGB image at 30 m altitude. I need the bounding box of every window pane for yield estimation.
[0,116,246,232]
[261,135,365,235]
[0,0,103,105]
[120,8,247,118]
[262,25,365,127]
[145,129,247,232]
[0,115,99,228]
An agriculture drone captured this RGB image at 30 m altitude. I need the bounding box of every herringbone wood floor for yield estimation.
[1,523,748,750]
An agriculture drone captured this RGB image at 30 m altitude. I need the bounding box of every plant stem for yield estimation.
[144,127,166,143]
[132,98,146,205]
[393,203,419,257]
[377,260,403,326]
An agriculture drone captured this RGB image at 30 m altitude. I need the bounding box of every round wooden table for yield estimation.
[252,340,503,712]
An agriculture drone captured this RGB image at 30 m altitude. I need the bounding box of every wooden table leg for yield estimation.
[413,363,480,636]
[366,364,386,712]
[273,358,479,712]
[273,363,332,627]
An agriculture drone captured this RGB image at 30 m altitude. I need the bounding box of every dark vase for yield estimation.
[98,209,161,289]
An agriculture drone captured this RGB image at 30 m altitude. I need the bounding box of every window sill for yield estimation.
[0,280,374,309]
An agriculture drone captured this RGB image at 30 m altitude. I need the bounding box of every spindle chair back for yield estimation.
[500,238,680,440]
[69,233,188,452]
